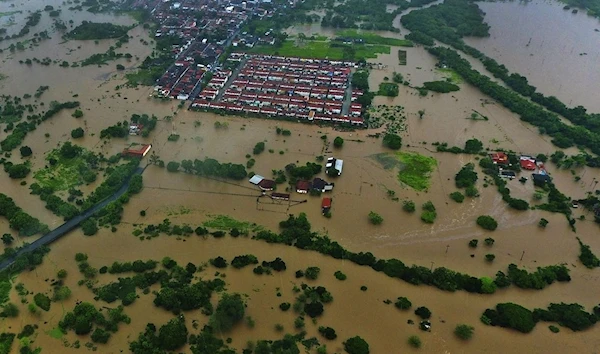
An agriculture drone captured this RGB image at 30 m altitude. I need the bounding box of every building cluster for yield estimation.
[192,54,365,125]
[491,152,551,183]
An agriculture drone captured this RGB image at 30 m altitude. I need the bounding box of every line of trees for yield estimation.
[0,193,48,236]
[169,158,248,180]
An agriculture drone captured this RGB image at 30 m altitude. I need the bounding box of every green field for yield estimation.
[202,215,264,234]
[436,68,463,84]
[337,29,413,47]
[34,149,97,191]
[395,152,437,191]
[248,40,390,60]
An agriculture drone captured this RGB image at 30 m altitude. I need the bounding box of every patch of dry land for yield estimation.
[1,2,600,354]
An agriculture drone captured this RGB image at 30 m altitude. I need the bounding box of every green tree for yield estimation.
[318,326,337,340]
[343,336,369,354]
[116,64,125,70]
[253,142,265,155]
[415,306,431,319]
[368,211,383,225]
[464,139,483,153]
[80,219,98,236]
[211,293,245,332]
[1,234,14,245]
[71,127,84,139]
[7,164,30,179]
[382,134,402,150]
[19,146,32,157]
[2,303,19,317]
[33,293,51,311]
[408,335,421,348]
[166,161,180,172]
[476,215,498,231]
[394,297,412,310]
[333,136,344,148]
[158,316,188,350]
[454,324,474,340]
[402,200,415,212]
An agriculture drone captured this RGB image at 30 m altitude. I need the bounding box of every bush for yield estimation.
[81,218,98,236]
[368,211,383,225]
[382,134,402,150]
[483,303,536,333]
[7,164,30,179]
[71,127,84,139]
[485,254,496,262]
[333,136,344,148]
[33,293,51,311]
[19,146,32,157]
[402,200,415,212]
[476,215,498,231]
[166,161,180,172]
[415,306,431,319]
[334,271,347,280]
[343,336,370,354]
[253,142,265,155]
[305,266,320,280]
[318,326,337,340]
[455,163,477,188]
[279,302,291,311]
[304,301,324,318]
[211,293,245,332]
[72,109,83,118]
[454,324,474,340]
[408,335,421,348]
[2,303,19,317]
[468,239,478,248]
[116,64,125,71]
[449,191,465,203]
[464,139,483,153]
[539,218,549,228]
[484,237,495,246]
[421,211,436,223]
[394,297,412,310]
[578,238,600,268]
[210,256,227,268]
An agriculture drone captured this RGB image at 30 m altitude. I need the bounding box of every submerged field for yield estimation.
[1,0,600,353]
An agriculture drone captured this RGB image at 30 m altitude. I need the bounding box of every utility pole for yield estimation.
[430,261,434,271]
[445,245,450,254]
[520,251,525,261]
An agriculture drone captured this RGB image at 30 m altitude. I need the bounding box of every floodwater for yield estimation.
[465,0,600,113]
[2,0,600,353]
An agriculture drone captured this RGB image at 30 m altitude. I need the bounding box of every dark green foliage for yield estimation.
[6,164,30,179]
[464,139,483,153]
[158,316,188,351]
[394,297,412,310]
[82,159,138,210]
[484,237,495,246]
[449,191,464,203]
[19,146,32,157]
[343,336,370,354]
[549,325,560,333]
[91,328,111,343]
[285,161,322,180]
[455,163,477,188]
[66,22,129,40]
[279,302,291,311]
[577,238,600,268]
[304,301,324,318]
[476,215,498,231]
[454,324,474,340]
[128,174,143,194]
[231,255,258,269]
[483,303,536,333]
[81,218,98,236]
[422,81,459,93]
[33,293,51,311]
[368,211,383,225]
[305,266,320,280]
[382,134,402,150]
[533,303,598,332]
[253,142,265,155]
[505,263,570,290]
[0,193,48,236]
[71,127,84,139]
[408,335,421,348]
[318,326,337,340]
[211,293,245,332]
[262,257,286,271]
[210,257,228,268]
[174,158,248,180]
[59,302,129,337]
[415,306,431,319]
[1,303,19,317]
[0,333,14,354]
[485,254,496,262]
[539,218,549,228]
[351,70,370,91]
[100,122,129,139]
[1,234,13,246]
[334,271,347,280]
[333,136,344,148]
[402,200,415,212]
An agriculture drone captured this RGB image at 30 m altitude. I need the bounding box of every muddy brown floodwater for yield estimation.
[2,0,600,353]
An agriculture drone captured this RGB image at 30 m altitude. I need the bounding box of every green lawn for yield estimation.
[337,29,413,47]
[436,68,463,84]
[34,150,97,191]
[395,152,437,191]
[247,40,390,60]
[202,215,264,234]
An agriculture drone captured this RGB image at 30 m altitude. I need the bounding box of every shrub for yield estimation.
[485,254,496,262]
[333,136,344,148]
[483,303,536,333]
[71,127,84,139]
[116,64,125,71]
[421,211,436,224]
[455,163,477,188]
[318,326,337,340]
[304,301,324,318]
[578,238,600,268]
[394,297,412,310]
[408,335,421,348]
[305,266,320,280]
[166,161,180,172]
[415,306,431,319]
[210,256,228,268]
[454,324,474,340]
[72,109,83,118]
[449,191,464,203]
[382,134,402,150]
[484,238,495,246]
[464,139,483,153]
[279,302,291,311]
[19,146,32,157]
[334,271,347,280]
[81,219,98,236]
[2,303,19,317]
[253,142,265,155]
[539,218,549,228]
[549,325,560,333]
[57,269,67,278]
[33,293,51,311]
[343,336,370,354]
[469,239,478,248]
[402,200,415,212]
[368,211,383,225]
[476,215,498,231]
[211,293,245,332]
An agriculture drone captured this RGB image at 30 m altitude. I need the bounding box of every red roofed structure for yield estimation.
[490,152,508,165]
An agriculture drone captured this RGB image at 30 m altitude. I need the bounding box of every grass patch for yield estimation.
[247,40,390,60]
[47,327,64,339]
[336,29,413,47]
[202,215,264,233]
[396,152,437,191]
[371,153,402,170]
[398,50,407,65]
[437,68,463,84]
[0,281,11,306]
[34,149,97,191]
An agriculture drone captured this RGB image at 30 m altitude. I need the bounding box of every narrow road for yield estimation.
[341,72,354,116]
[0,166,146,272]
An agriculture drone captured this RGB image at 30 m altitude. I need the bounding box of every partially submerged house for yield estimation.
[122,144,152,158]
[296,180,310,194]
[326,157,344,176]
[248,174,275,191]
[499,170,516,179]
[532,173,552,186]
[321,197,332,214]
[490,152,508,165]
[312,177,334,192]
[519,157,536,171]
